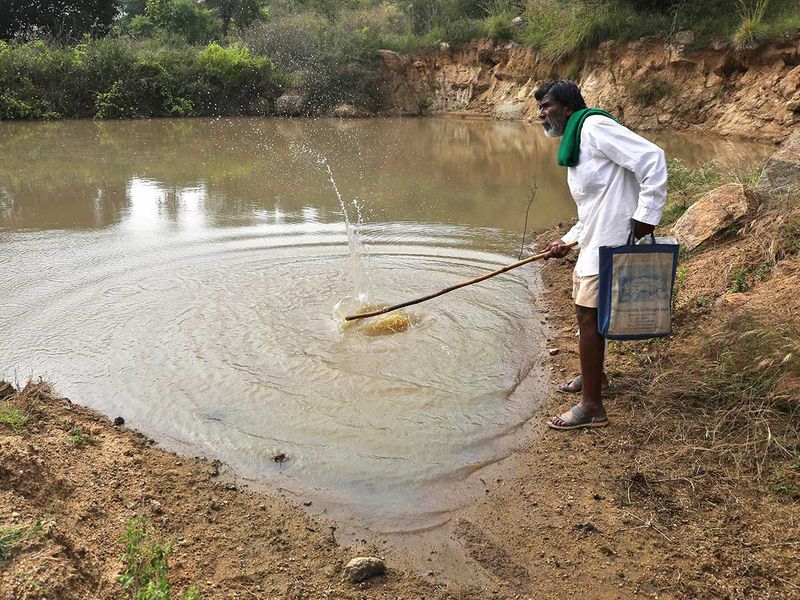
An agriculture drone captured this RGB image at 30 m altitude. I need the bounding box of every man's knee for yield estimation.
[576,305,598,329]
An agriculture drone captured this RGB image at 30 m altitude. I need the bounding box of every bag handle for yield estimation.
[627,219,656,246]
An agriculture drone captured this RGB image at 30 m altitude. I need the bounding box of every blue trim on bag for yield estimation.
[597,242,680,341]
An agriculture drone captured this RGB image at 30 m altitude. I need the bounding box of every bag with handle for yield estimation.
[597,222,679,340]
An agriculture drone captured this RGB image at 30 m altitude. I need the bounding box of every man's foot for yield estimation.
[558,373,610,394]
[547,404,609,430]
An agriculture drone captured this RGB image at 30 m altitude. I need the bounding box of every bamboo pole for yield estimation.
[344,241,577,321]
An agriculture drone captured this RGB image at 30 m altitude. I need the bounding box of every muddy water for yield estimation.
[0,118,771,529]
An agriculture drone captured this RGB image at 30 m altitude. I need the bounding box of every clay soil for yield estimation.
[2,210,799,599]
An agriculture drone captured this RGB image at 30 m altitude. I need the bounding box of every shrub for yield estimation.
[485,13,515,40]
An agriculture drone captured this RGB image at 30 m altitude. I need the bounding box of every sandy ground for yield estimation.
[2,216,799,599]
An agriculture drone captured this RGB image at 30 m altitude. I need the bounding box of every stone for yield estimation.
[438,42,450,53]
[674,30,694,45]
[332,103,366,118]
[672,184,755,251]
[548,348,560,356]
[275,95,306,116]
[511,17,526,29]
[343,556,385,583]
[754,131,800,200]
[493,100,525,121]
[113,416,124,426]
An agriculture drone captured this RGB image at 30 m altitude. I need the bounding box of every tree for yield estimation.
[204,0,263,35]
[0,0,121,40]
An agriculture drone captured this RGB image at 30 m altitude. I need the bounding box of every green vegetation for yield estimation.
[0,402,28,432]
[662,158,723,225]
[0,526,24,560]
[120,516,201,600]
[68,426,91,447]
[0,0,798,120]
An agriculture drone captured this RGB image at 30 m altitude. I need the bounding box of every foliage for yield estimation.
[0,526,24,560]
[0,37,283,119]
[119,517,202,600]
[661,158,722,225]
[0,0,120,40]
[733,0,772,48]
[145,0,222,43]
[0,401,28,431]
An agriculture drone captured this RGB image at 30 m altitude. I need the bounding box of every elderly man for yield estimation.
[536,80,668,430]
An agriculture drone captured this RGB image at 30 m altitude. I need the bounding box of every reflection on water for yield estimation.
[0,117,771,528]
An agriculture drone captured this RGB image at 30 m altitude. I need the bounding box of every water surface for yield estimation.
[0,117,771,528]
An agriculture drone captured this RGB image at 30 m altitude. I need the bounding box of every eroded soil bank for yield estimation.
[2,192,799,598]
[378,36,800,143]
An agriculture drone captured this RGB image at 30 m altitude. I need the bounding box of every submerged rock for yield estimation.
[343,556,385,583]
[672,183,756,251]
[755,131,800,201]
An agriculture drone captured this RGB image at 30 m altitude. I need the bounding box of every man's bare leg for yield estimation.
[549,305,607,427]
[575,305,607,418]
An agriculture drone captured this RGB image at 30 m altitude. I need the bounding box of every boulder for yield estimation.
[343,556,385,583]
[332,103,367,118]
[754,131,800,200]
[493,100,525,121]
[672,183,756,251]
[275,94,306,116]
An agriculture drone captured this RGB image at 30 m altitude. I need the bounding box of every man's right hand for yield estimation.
[543,240,572,259]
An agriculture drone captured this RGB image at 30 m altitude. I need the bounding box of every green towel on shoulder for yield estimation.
[557,108,617,167]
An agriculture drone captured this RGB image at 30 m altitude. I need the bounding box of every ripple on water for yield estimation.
[0,219,547,526]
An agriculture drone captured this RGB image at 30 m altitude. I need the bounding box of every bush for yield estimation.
[0,37,283,120]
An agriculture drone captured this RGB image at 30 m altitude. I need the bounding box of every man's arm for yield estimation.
[588,118,668,236]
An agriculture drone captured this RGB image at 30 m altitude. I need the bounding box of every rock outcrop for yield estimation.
[672,183,757,251]
[377,37,800,143]
[755,131,800,200]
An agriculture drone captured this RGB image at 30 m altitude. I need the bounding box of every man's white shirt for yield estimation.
[560,115,668,276]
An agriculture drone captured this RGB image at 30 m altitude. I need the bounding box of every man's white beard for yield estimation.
[542,117,565,138]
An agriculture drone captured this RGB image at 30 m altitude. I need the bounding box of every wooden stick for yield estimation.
[344,241,577,321]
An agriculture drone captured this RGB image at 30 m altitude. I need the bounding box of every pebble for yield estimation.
[548,348,560,355]
[343,556,385,583]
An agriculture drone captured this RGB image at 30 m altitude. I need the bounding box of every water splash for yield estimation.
[294,143,371,304]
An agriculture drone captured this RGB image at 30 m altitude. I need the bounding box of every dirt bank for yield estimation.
[378,37,800,143]
[3,196,799,598]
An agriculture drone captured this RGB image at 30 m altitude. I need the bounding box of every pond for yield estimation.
[0,117,771,530]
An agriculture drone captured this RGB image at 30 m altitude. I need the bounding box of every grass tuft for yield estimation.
[0,526,24,561]
[0,403,28,432]
[120,516,202,600]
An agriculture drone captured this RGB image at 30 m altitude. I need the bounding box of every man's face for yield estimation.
[538,93,571,138]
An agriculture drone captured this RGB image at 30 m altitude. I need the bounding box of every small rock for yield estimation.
[511,16,526,29]
[273,452,287,463]
[548,348,560,356]
[674,30,694,45]
[303,500,312,506]
[149,500,163,514]
[343,556,385,583]
[113,416,125,426]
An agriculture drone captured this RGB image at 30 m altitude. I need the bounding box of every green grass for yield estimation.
[120,517,202,600]
[0,526,24,560]
[68,426,91,447]
[0,402,28,432]
[661,158,723,226]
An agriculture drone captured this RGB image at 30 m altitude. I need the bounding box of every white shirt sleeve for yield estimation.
[588,118,668,226]
[561,220,583,245]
